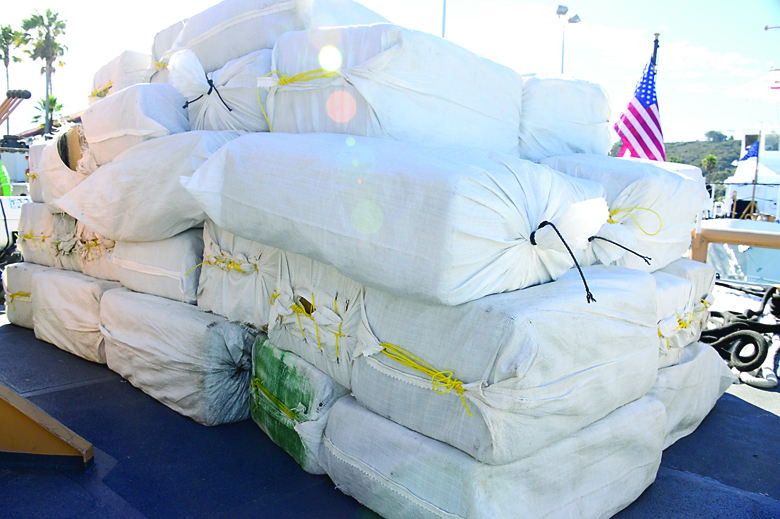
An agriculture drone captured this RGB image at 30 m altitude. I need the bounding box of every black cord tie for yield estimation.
[588,236,652,265]
[530,220,596,304]
[182,74,233,112]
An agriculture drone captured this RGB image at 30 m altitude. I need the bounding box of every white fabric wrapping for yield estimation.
[197,220,279,328]
[145,19,187,83]
[75,222,118,281]
[89,51,153,104]
[266,24,523,154]
[624,157,710,212]
[55,131,241,242]
[81,83,190,166]
[32,270,121,363]
[2,262,52,329]
[658,258,716,302]
[518,75,612,161]
[352,266,659,465]
[38,129,91,213]
[268,251,364,389]
[165,0,388,74]
[17,202,79,270]
[250,338,348,474]
[111,229,204,304]
[100,288,259,425]
[541,153,708,272]
[27,143,46,203]
[184,132,608,305]
[647,342,736,449]
[653,271,700,369]
[322,396,665,519]
[169,49,272,132]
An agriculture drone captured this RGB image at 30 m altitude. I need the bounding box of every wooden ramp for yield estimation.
[0,380,93,470]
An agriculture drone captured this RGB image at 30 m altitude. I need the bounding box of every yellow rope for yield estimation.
[7,291,30,312]
[290,302,309,340]
[332,297,345,363]
[89,80,113,99]
[607,207,663,236]
[379,342,472,417]
[153,58,168,71]
[270,290,280,306]
[251,377,301,423]
[257,87,274,133]
[26,172,38,180]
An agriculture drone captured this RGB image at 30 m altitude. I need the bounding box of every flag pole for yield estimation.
[651,33,660,72]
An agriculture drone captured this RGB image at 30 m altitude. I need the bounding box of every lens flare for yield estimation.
[346,136,356,146]
[327,90,357,123]
[318,46,342,71]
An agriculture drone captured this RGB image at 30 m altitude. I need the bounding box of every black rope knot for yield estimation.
[182,74,233,112]
[531,220,595,304]
[588,235,652,265]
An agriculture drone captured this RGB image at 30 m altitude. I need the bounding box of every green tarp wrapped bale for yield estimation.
[101,287,259,425]
[251,338,348,474]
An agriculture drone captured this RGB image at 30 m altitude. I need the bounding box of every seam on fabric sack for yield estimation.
[323,437,465,519]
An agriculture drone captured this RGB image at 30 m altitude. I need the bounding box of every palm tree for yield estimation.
[31,95,63,127]
[17,10,67,135]
[702,154,717,177]
[0,25,22,135]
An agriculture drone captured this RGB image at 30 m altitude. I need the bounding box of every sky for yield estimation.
[3,0,780,144]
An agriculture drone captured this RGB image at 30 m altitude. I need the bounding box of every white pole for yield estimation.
[561,24,565,74]
[442,0,447,38]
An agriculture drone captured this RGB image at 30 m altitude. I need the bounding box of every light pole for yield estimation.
[557,5,581,74]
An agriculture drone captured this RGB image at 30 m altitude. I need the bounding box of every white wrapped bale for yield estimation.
[352,266,659,465]
[265,24,523,154]
[55,131,241,242]
[541,153,708,272]
[184,132,608,306]
[81,83,190,166]
[647,342,736,449]
[100,288,259,425]
[322,396,665,519]
[653,271,698,369]
[38,127,95,213]
[518,75,612,161]
[197,220,279,328]
[17,202,79,270]
[166,0,388,74]
[111,229,204,304]
[27,143,47,203]
[658,258,716,302]
[169,49,272,132]
[250,338,348,474]
[32,270,121,363]
[89,51,154,104]
[75,222,118,281]
[2,262,52,329]
[145,19,188,83]
[625,157,710,211]
[268,251,363,389]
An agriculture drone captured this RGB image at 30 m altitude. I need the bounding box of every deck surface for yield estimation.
[1,308,779,519]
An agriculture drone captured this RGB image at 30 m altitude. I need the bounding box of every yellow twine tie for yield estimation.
[89,80,113,99]
[257,87,274,133]
[270,290,280,306]
[379,343,472,417]
[607,207,663,236]
[8,291,30,312]
[26,172,38,180]
[310,293,321,351]
[184,259,210,277]
[271,68,338,86]
[290,302,308,340]
[332,297,345,363]
[251,377,301,423]
[153,58,168,71]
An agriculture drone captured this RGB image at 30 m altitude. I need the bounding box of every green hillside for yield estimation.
[609,139,743,197]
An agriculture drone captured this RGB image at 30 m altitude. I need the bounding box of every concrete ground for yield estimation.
[1,308,779,519]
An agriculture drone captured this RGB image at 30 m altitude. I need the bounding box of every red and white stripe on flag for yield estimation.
[614,61,665,161]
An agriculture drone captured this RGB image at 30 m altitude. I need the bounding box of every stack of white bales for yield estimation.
[7,0,737,515]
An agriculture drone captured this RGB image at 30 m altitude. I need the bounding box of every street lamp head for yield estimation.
[557,5,568,15]
[568,14,581,23]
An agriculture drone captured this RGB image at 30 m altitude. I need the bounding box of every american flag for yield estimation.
[615,60,665,161]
